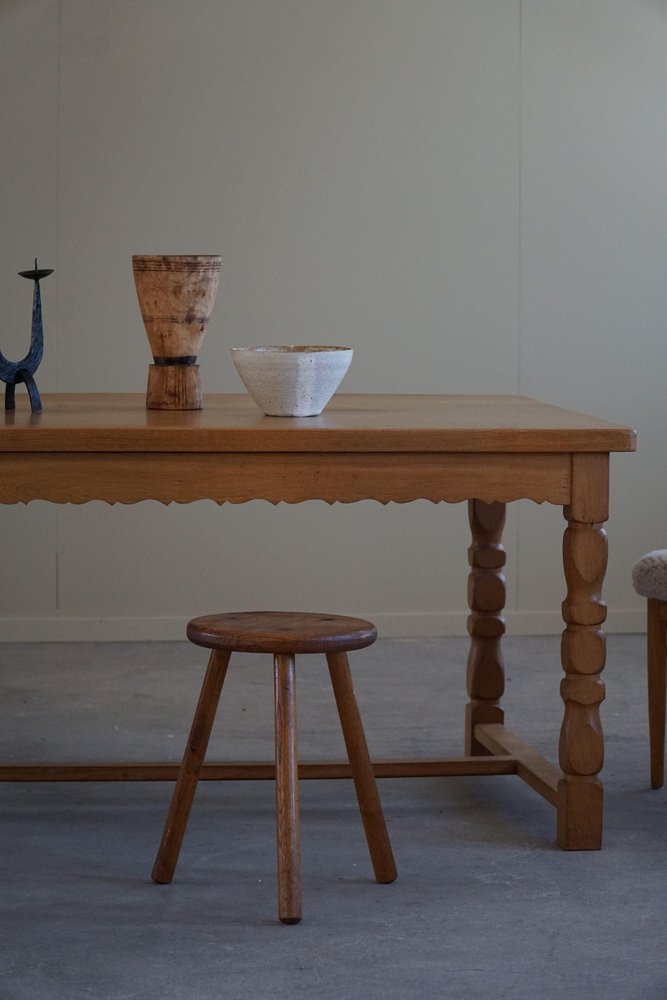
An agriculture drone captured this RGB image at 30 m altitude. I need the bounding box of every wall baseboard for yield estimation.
[0,608,645,642]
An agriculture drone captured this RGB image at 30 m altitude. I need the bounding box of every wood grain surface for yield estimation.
[0,393,636,453]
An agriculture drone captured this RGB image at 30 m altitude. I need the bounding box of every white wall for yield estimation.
[0,0,664,641]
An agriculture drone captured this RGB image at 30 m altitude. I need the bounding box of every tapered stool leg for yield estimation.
[326,651,397,884]
[274,653,302,924]
[648,599,667,790]
[152,649,231,884]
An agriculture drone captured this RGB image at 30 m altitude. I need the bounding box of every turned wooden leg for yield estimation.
[152,648,231,883]
[647,599,667,790]
[558,454,608,850]
[274,653,301,924]
[326,651,397,884]
[465,499,506,755]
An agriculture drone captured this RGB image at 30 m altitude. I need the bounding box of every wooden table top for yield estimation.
[0,393,636,454]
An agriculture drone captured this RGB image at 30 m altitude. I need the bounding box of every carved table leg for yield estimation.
[558,455,609,850]
[465,500,506,755]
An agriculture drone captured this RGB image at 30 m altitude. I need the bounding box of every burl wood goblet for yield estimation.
[132,254,222,409]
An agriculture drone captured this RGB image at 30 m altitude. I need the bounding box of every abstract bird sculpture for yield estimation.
[0,259,53,411]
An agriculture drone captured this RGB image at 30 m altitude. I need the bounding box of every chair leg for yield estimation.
[326,651,397,884]
[274,653,302,924]
[152,649,231,884]
[648,599,667,789]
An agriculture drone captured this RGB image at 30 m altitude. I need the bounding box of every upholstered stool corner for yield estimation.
[151,611,397,924]
[632,551,667,789]
[632,550,667,602]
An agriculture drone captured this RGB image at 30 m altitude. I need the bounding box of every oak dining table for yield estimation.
[0,392,636,851]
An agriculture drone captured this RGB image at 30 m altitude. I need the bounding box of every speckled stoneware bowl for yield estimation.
[230,345,353,417]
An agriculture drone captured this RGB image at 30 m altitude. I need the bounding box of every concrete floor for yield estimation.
[0,634,665,1000]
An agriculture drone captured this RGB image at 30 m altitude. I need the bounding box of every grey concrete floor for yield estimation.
[0,635,665,1000]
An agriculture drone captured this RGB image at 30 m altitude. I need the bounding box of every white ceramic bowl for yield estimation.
[230,345,353,417]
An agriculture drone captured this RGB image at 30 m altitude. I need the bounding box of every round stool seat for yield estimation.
[187,611,377,655]
[632,550,667,601]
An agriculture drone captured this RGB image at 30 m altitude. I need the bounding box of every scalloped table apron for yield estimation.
[0,393,636,851]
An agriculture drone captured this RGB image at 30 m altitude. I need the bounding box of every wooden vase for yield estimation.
[132,254,222,409]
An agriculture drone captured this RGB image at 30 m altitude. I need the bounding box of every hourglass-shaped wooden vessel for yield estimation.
[132,254,221,409]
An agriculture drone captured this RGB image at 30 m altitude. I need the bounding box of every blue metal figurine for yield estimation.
[0,259,53,411]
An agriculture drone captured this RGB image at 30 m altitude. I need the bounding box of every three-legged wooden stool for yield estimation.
[151,611,397,923]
